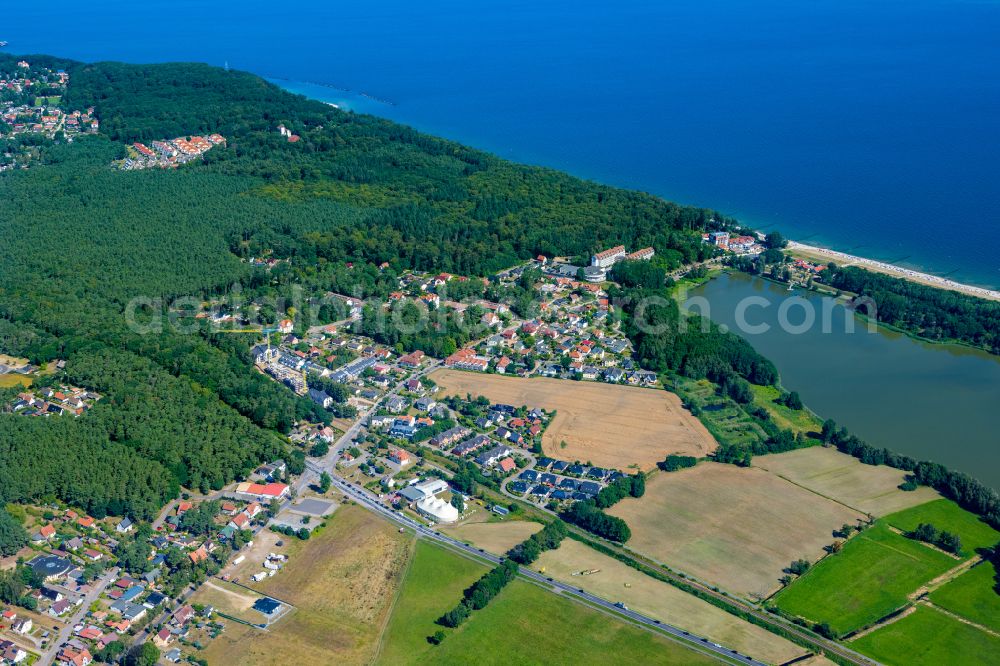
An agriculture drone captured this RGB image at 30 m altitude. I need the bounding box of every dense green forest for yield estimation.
[4,53,995,528]
[826,266,1000,354]
[0,54,731,518]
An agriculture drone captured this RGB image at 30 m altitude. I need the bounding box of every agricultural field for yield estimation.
[377,541,719,665]
[0,374,31,387]
[201,504,412,666]
[442,515,543,554]
[929,560,1000,633]
[883,498,1000,556]
[668,377,768,449]
[755,446,940,516]
[425,580,717,665]
[431,369,716,470]
[533,539,809,664]
[749,384,823,435]
[773,522,957,636]
[607,463,862,598]
[851,605,1000,666]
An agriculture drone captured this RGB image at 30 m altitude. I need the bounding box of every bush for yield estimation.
[507,520,567,565]
[561,502,631,543]
[657,455,697,472]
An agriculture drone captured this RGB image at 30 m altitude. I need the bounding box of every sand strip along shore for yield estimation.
[787,241,1000,302]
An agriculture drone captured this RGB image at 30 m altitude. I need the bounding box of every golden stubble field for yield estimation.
[431,369,716,470]
[608,462,864,598]
[442,511,543,554]
[754,446,940,516]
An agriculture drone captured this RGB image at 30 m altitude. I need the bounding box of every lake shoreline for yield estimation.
[690,273,1000,490]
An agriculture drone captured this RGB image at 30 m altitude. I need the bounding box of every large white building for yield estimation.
[416,496,459,523]
[414,478,449,497]
[590,245,626,269]
[626,247,655,261]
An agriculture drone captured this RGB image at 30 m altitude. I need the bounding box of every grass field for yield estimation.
[427,580,718,665]
[431,369,716,470]
[534,539,808,664]
[773,523,957,636]
[754,446,940,516]
[377,541,718,665]
[191,579,268,624]
[851,605,1000,666]
[929,560,1000,633]
[442,517,542,554]
[0,374,31,387]
[201,504,411,665]
[607,463,862,598]
[883,498,1000,556]
[749,385,823,435]
[375,540,488,663]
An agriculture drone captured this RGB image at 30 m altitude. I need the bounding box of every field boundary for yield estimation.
[369,535,418,666]
[921,600,1000,638]
[759,467,874,517]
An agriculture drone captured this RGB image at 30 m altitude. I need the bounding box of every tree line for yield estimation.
[821,420,1000,529]
[559,473,646,543]
[436,559,519,629]
[826,265,1000,355]
[506,519,568,565]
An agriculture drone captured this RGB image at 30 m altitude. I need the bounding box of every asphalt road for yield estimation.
[327,474,766,666]
[39,568,119,666]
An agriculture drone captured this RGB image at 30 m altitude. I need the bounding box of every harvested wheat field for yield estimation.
[444,518,542,554]
[431,369,715,470]
[608,463,863,598]
[202,504,412,666]
[754,446,940,516]
[534,539,808,664]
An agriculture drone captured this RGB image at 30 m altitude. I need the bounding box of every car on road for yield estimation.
[614,602,628,610]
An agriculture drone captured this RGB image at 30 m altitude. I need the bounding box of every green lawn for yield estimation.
[851,605,1000,666]
[774,523,956,636]
[377,541,715,665]
[884,499,1000,557]
[930,560,1000,633]
[377,540,488,663]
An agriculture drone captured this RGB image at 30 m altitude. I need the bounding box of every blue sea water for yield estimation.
[5,0,1000,288]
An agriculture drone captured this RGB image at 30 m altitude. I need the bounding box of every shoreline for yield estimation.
[267,77,1000,304]
[786,241,1000,302]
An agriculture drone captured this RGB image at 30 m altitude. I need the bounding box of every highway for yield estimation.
[325,474,766,666]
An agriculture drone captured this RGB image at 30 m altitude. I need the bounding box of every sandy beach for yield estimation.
[787,241,1000,302]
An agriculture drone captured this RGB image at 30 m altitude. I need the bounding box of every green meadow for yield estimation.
[851,605,1000,666]
[774,522,955,635]
[376,541,716,665]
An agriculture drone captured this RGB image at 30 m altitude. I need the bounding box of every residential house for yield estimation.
[388,449,411,466]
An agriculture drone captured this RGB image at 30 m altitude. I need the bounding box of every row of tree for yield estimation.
[437,559,519,628]
[506,519,568,565]
[822,420,1000,529]
[907,523,962,555]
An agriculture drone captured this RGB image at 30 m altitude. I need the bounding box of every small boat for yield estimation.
[0,41,8,48]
